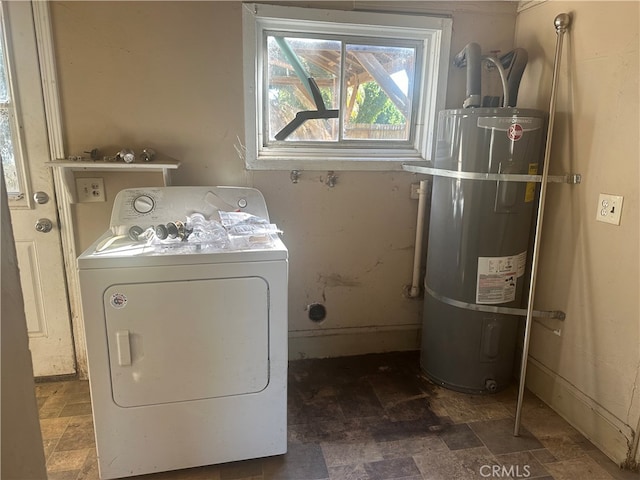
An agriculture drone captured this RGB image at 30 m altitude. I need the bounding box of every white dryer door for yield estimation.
[103,277,269,407]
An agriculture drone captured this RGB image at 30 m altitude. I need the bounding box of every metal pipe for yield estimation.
[453,43,482,108]
[483,56,510,108]
[409,180,429,298]
[514,13,571,436]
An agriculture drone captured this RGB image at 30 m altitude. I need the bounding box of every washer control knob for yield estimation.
[132,195,154,214]
[238,198,247,208]
[128,226,144,241]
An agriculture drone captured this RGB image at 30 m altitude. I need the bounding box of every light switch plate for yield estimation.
[596,193,623,225]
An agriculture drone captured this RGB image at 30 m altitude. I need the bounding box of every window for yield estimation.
[242,3,452,171]
[0,2,27,201]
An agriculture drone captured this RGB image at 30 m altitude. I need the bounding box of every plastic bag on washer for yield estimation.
[218,211,269,227]
[219,211,282,249]
[186,213,229,248]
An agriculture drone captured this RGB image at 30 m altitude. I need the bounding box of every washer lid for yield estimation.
[78,233,287,269]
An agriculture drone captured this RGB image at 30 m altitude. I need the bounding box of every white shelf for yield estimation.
[46,158,179,173]
[46,158,181,203]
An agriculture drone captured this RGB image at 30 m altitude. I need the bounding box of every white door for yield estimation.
[1,2,75,376]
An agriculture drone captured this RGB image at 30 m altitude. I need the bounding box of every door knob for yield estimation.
[35,218,53,233]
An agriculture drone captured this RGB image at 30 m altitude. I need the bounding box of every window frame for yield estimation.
[0,1,31,206]
[242,3,452,171]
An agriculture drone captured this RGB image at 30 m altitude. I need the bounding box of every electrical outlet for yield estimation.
[596,193,623,225]
[76,177,105,203]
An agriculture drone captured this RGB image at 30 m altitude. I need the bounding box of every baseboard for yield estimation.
[288,325,421,360]
[526,356,634,466]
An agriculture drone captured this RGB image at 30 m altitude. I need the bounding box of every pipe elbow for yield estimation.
[454,43,482,108]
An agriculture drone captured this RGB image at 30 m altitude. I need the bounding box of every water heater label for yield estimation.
[476,251,527,304]
[525,163,539,202]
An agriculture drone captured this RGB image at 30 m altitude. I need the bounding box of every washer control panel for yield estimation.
[109,186,270,230]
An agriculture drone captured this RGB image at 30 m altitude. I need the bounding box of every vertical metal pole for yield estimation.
[514,13,571,436]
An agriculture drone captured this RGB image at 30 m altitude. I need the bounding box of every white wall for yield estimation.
[50,0,518,360]
[515,1,639,467]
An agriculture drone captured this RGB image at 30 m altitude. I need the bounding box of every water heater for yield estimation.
[420,107,546,393]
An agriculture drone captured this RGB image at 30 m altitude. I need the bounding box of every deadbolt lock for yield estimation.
[33,191,50,204]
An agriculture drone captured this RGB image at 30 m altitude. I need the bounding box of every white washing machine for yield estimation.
[77,186,288,479]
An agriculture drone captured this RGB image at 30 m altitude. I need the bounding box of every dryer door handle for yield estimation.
[115,330,132,366]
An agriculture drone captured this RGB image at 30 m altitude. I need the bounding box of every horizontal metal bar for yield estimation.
[425,285,566,320]
[403,164,581,184]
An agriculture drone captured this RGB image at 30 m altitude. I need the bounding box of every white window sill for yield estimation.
[247,150,427,172]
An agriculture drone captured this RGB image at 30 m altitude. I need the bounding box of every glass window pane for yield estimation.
[267,36,340,142]
[0,108,19,193]
[0,24,9,103]
[343,44,415,141]
[0,18,19,195]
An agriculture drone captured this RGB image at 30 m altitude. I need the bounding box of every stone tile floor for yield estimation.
[37,351,637,480]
